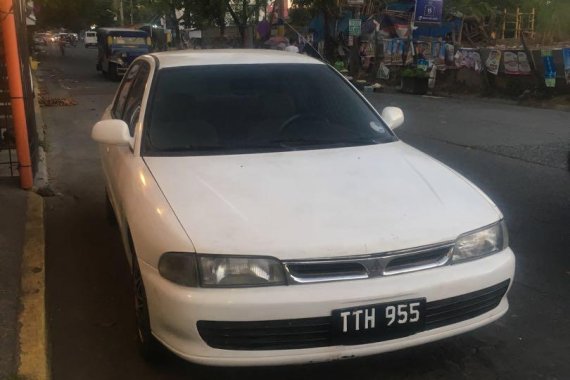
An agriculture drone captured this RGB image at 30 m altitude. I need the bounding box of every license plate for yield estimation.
[332,298,426,345]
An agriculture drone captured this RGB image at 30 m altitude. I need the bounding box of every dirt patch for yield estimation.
[38,96,77,107]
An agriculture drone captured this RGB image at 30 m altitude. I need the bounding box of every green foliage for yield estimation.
[445,0,570,40]
[444,0,519,19]
[36,0,115,30]
[401,67,428,78]
[530,0,570,41]
[288,7,312,27]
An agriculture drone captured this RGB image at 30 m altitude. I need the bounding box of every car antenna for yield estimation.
[283,20,327,64]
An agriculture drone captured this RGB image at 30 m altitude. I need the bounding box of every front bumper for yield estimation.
[140,248,515,366]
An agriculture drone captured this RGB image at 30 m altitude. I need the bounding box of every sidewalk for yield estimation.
[0,69,49,379]
[0,178,27,379]
[0,178,48,380]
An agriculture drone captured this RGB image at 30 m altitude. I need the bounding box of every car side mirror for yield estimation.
[91,119,132,146]
[381,107,404,130]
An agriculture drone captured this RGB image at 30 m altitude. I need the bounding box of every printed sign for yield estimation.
[349,19,361,36]
[563,48,570,85]
[414,0,444,24]
[503,51,531,76]
[485,50,501,75]
[454,48,482,72]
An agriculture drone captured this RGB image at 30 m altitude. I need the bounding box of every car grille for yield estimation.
[283,243,454,284]
[197,280,510,350]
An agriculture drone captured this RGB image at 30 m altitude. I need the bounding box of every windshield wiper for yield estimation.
[154,145,226,153]
[270,137,381,148]
[269,137,337,147]
[341,137,381,145]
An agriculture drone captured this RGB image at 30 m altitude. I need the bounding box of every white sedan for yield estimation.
[92,50,515,366]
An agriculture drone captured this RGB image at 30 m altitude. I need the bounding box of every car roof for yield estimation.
[97,27,147,35]
[150,49,324,68]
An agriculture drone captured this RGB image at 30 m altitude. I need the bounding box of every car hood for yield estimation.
[110,47,149,57]
[144,142,501,260]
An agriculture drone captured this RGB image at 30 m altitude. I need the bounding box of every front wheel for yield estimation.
[132,251,162,361]
[109,63,119,81]
[105,191,117,225]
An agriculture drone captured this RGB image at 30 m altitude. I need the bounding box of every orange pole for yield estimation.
[1,0,33,189]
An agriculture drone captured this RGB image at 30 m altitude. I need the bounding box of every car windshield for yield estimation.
[144,64,396,156]
[111,36,146,45]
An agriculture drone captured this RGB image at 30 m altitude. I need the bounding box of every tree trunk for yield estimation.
[169,3,182,49]
[227,1,246,43]
[323,10,335,62]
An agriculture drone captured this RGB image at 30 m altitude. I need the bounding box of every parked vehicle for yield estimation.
[95,28,149,81]
[33,32,47,46]
[84,31,97,48]
[91,50,515,366]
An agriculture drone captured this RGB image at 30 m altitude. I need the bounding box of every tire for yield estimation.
[109,63,119,82]
[132,251,162,361]
[105,191,117,226]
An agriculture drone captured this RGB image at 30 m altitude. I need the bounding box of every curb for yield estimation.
[18,192,49,380]
[32,75,49,190]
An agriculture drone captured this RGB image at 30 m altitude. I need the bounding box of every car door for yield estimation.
[104,61,151,227]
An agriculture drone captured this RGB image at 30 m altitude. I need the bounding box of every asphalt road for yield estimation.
[41,44,570,380]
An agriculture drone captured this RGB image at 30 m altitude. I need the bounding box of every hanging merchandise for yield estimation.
[394,24,411,39]
[404,44,414,65]
[414,40,433,63]
[445,43,455,66]
[383,39,393,65]
[542,49,556,88]
[485,49,501,75]
[377,62,390,79]
[391,39,404,65]
[428,65,437,89]
[432,41,446,67]
[563,48,570,85]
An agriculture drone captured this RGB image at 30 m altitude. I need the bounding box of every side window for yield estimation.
[112,63,140,119]
[122,63,150,136]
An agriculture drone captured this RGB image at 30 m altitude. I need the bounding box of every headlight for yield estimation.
[158,252,198,287]
[198,255,286,287]
[452,221,508,263]
[158,253,286,287]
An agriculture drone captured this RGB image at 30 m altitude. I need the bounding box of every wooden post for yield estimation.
[530,8,535,39]
[501,9,507,40]
[515,7,520,39]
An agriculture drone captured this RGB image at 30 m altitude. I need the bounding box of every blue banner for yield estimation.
[414,0,444,24]
[563,48,570,84]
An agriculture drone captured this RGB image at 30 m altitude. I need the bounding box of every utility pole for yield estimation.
[119,0,124,25]
[130,0,134,24]
[0,0,33,189]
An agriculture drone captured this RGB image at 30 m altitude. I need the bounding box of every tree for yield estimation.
[292,0,340,61]
[35,0,115,31]
[524,0,570,41]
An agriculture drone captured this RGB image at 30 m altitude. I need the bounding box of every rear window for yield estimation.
[143,64,395,156]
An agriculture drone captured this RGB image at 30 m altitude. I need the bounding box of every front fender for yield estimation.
[120,158,196,269]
